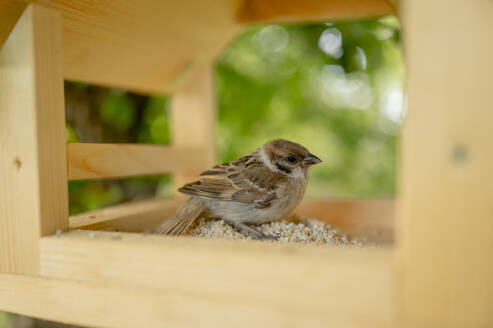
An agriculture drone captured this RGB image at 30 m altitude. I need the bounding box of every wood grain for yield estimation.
[69,196,184,230]
[295,199,394,244]
[0,3,68,274]
[36,230,394,327]
[69,197,394,244]
[67,143,206,180]
[171,65,216,188]
[397,0,493,326]
[0,0,243,94]
[237,0,395,23]
[0,0,395,94]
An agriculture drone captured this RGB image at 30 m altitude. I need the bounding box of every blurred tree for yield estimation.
[0,311,9,327]
[100,91,136,132]
[216,16,403,197]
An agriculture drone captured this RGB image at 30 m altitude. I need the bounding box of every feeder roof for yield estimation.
[0,0,395,93]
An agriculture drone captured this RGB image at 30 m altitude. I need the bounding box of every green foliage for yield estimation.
[215,17,403,197]
[0,311,10,328]
[100,91,137,132]
[65,124,80,142]
[68,180,124,215]
[137,96,170,144]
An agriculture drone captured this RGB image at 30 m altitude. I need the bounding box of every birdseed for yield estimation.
[186,218,367,247]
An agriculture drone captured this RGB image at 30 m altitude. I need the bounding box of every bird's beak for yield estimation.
[303,154,322,166]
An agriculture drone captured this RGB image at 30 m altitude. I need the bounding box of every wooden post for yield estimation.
[237,0,395,23]
[171,65,216,188]
[397,0,493,326]
[0,4,68,274]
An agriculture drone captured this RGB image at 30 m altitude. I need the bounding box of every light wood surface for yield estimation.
[0,0,242,94]
[68,197,394,244]
[397,0,493,326]
[69,196,183,230]
[67,143,206,180]
[171,65,216,187]
[0,4,68,274]
[35,230,394,327]
[0,0,395,94]
[238,0,395,23]
[295,199,394,244]
[0,273,201,328]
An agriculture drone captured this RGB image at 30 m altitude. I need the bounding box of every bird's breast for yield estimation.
[206,178,307,225]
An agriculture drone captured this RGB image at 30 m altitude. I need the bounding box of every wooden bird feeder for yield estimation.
[1,0,492,327]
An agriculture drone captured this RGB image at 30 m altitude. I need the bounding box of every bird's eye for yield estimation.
[286,155,297,163]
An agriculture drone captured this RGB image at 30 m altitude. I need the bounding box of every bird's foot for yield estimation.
[232,222,278,240]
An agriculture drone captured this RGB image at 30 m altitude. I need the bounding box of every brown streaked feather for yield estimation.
[153,197,207,235]
[178,154,286,208]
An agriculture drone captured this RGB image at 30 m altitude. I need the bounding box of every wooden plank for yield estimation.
[237,0,396,23]
[36,230,394,327]
[0,273,189,328]
[69,197,394,242]
[0,0,396,94]
[397,0,493,326]
[171,65,216,188]
[295,199,394,244]
[1,260,392,328]
[0,0,242,94]
[67,143,206,180]
[0,0,24,49]
[69,196,184,230]
[0,3,68,274]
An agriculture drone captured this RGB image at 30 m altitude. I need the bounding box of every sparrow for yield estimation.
[154,139,321,239]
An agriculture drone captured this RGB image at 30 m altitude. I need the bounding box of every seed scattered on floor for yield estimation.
[186,218,367,247]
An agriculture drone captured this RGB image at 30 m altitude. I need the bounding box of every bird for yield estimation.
[154,139,321,239]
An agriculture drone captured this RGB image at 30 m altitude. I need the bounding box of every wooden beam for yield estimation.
[67,143,206,180]
[295,199,394,244]
[237,0,396,23]
[0,1,25,48]
[36,230,394,327]
[1,257,392,328]
[172,65,216,188]
[0,0,396,94]
[397,0,493,326]
[0,0,397,94]
[0,273,189,328]
[0,4,68,274]
[0,0,242,94]
[69,197,394,242]
[69,196,183,231]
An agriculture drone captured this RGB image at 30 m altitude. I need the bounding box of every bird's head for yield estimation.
[259,139,321,178]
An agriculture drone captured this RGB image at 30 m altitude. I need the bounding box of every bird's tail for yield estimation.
[154,197,207,235]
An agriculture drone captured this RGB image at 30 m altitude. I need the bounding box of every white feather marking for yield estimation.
[257,147,277,171]
[291,167,306,180]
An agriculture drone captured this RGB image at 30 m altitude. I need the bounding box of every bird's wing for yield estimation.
[178,155,286,208]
